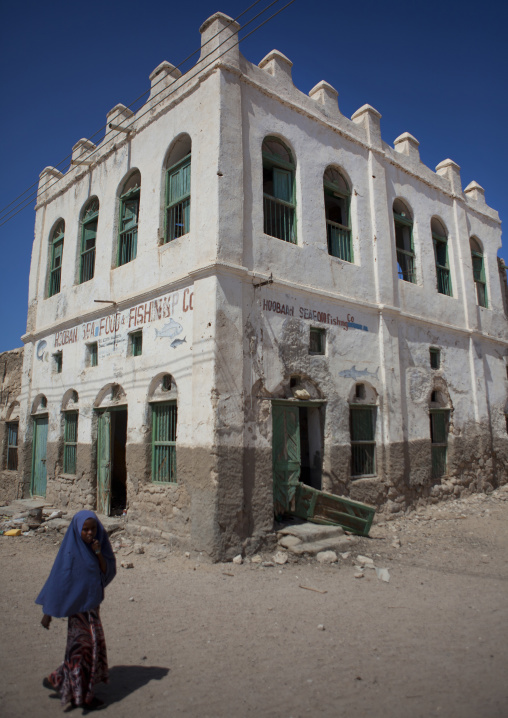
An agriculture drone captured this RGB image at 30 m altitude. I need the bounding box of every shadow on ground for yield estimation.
[96,665,169,706]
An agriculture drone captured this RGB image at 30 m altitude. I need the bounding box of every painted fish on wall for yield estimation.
[338,366,379,380]
[155,318,183,340]
[36,340,47,361]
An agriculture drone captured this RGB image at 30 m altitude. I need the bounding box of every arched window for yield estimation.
[470,237,487,308]
[431,217,452,296]
[324,166,352,261]
[262,136,296,244]
[118,171,140,266]
[79,198,99,283]
[62,391,79,475]
[349,383,377,477]
[149,374,178,483]
[48,220,64,297]
[164,135,191,243]
[429,390,450,478]
[393,199,415,283]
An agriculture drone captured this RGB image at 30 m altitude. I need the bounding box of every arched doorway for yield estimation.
[31,394,49,497]
[94,384,127,515]
[271,375,325,515]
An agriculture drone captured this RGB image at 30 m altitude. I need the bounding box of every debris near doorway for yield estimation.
[291,483,376,536]
[277,521,357,557]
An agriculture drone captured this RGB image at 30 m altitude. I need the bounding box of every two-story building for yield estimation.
[15,12,507,558]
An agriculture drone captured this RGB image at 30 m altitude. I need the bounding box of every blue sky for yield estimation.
[0,0,506,353]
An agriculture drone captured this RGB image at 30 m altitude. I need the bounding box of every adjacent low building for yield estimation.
[15,12,507,558]
[1,348,23,504]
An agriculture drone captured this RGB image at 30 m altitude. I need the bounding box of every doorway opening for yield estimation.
[298,406,322,490]
[272,401,324,515]
[97,407,127,516]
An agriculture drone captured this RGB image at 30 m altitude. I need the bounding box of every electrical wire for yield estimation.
[0,0,294,227]
[0,0,268,220]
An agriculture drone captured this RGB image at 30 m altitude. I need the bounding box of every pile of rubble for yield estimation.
[0,499,124,539]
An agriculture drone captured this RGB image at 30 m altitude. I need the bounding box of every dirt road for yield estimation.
[1,490,507,718]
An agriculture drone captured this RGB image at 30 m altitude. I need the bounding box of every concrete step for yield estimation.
[278,522,345,543]
[0,499,47,516]
[286,535,356,556]
[277,521,358,556]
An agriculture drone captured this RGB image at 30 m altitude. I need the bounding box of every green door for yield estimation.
[31,416,48,497]
[97,411,111,515]
[272,403,301,515]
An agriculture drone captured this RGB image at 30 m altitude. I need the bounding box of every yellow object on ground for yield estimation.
[4,529,22,536]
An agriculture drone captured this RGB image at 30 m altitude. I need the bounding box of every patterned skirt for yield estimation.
[49,609,108,706]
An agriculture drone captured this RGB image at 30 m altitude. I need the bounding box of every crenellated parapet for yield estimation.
[35,10,499,222]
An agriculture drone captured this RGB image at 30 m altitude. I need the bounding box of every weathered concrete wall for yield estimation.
[0,348,23,505]
[17,11,508,558]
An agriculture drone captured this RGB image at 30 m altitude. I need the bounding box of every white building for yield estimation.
[17,12,507,558]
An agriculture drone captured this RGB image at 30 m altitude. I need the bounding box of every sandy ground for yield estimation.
[1,490,508,718]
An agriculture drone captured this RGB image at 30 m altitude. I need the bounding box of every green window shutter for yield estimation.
[430,411,447,444]
[351,407,375,441]
[433,237,452,296]
[165,159,191,242]
[131,332,142,356]
[49,237,63,297]
[118,192,139,266]
[430,410,449,478]
[472,255,484,282]
[273,168,292,203]
[80,216,97,283]
[350,406,376,476]
[121,197,139,232]
[63,412,78,474]
[90,343,98,367]
[434,240,448,268]
[7,422,18,471]
[152,402,177,483]
[472,252,487,307]
[168,161,191,203]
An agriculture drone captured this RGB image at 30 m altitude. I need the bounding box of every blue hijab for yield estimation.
[36,510,116,618]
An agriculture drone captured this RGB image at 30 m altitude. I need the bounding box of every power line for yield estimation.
[0,0,294,227]
[0,0,268,221]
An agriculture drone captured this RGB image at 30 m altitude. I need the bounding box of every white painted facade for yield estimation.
[18,12,507,558]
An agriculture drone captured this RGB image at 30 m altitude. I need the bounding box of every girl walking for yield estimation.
[36,510,116,710]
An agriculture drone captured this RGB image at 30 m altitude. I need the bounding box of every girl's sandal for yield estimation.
[42,677,55,691]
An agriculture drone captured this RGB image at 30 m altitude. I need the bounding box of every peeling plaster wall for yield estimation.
[0,348,23,504]
[18,11,508,558]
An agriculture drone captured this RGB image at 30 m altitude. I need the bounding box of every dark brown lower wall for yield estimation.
[0,470,22,505]
[13,427,508,558]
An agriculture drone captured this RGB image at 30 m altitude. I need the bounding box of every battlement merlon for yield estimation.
[34,10,500,221]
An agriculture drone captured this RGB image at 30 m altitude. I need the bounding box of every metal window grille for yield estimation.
[309,327,325,354]
[48,224,64,297]
[430,348,441,369]
[80,201,99,283]
[350,406,376,477]
[165,158,191,243]
[152,402,177,483]
[430,410,449,479]
[324,181,352,261]
[433,235,452,296]
[327,221,352,262]
[7,422,18,471]
[131,332,142,357]
[263,150,296,244]
[63,412,78,474]
[118,190,139,266]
